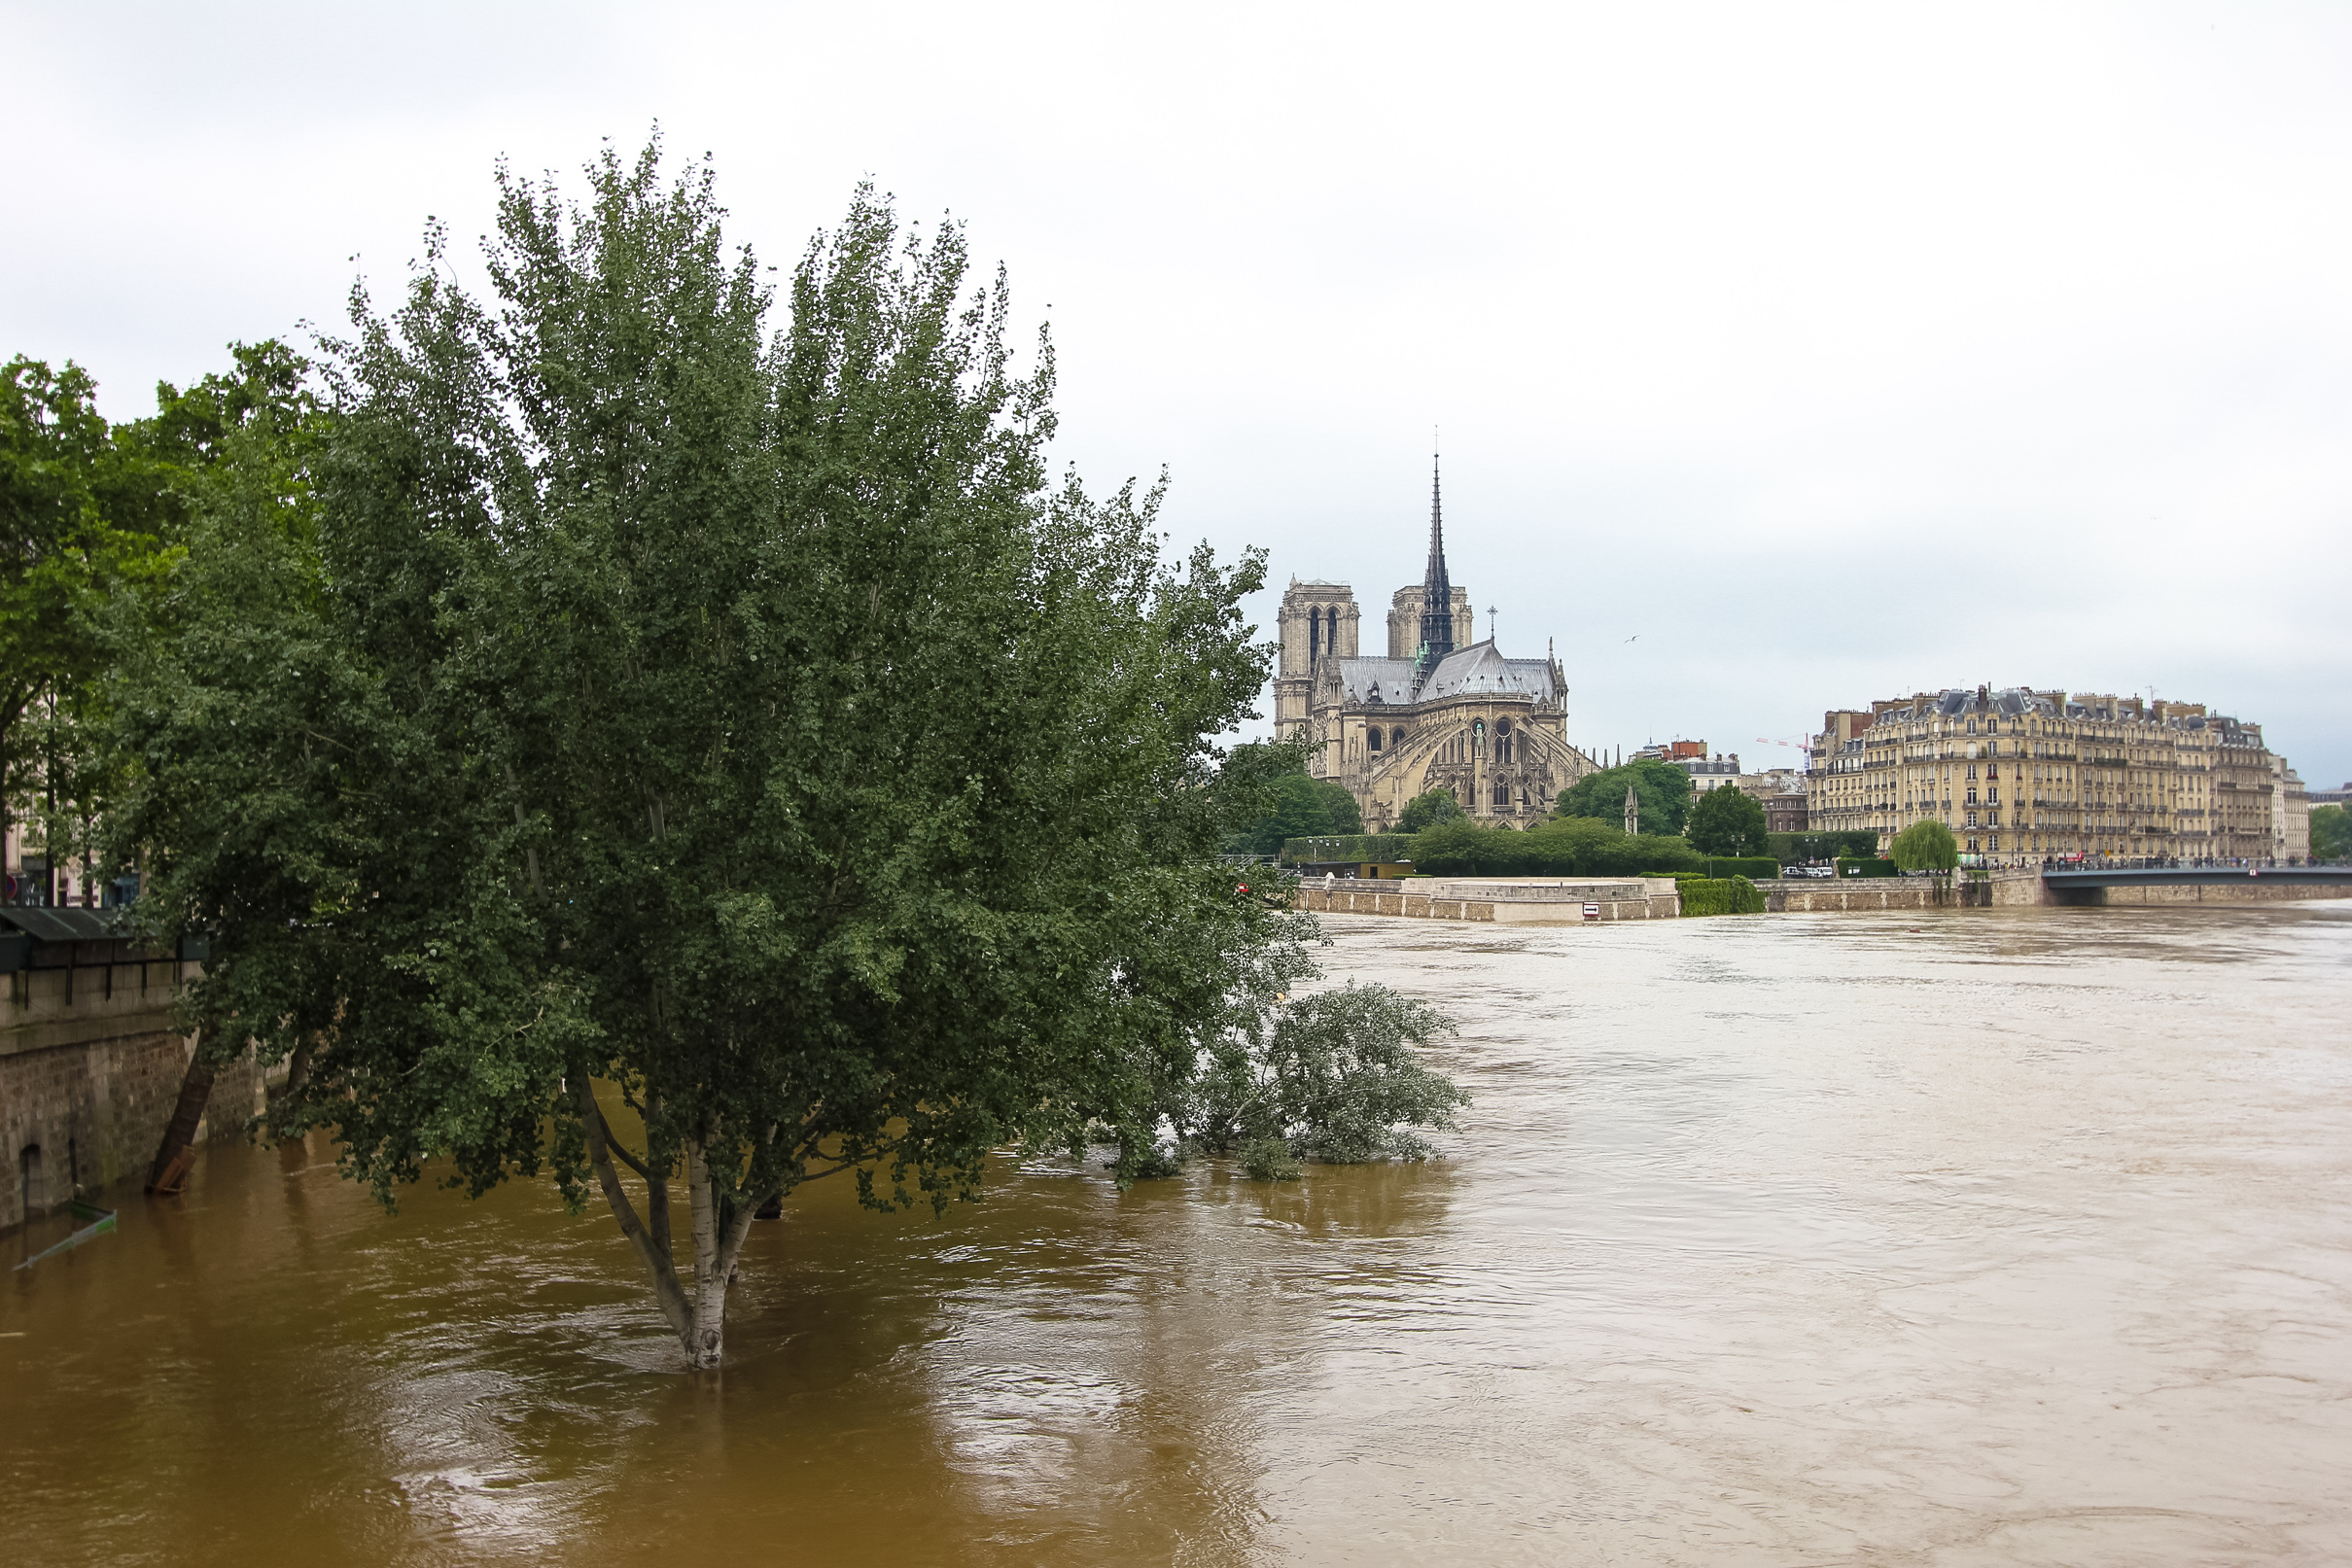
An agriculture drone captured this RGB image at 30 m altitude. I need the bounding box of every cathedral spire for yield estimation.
[1416,449,1456,673]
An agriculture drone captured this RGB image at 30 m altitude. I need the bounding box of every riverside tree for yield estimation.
[0,354,214,905]
[1686,783,1768,856]
[1397,786,1462,833]
[110,143,1424,1371]
[1555,759,1693,837]
[1888,819,1959,891]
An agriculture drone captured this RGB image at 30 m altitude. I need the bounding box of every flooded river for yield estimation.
[7,904,2350,1565]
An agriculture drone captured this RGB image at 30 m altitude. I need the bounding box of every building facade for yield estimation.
[1808,685,2291,862]
[1274,460,1597,829]
[1763,791,1808,834]
[2275,760,2309,861]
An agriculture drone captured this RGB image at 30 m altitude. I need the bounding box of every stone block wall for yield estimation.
[1,961,265,1232]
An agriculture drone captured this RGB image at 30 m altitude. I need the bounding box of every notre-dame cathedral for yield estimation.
[1273,459,1596,830]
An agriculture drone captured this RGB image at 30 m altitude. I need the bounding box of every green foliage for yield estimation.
[1554,759,1694,836]
[1674,876,1766,917]
[2309,804,2350,861]
[1240,1135,1301,1181]
[1678,877,1730,916]
[1230,745,1360,855]
[1768,829,1877,864]
[108,144,1306,1367]
[1182,983,1467,1165]
[1280,834,1415,865]
[1413,815,1702,877]
[1687,783,1768,856]
[1398,786,1462,833]
[1835,856,1900,877]
[1,349,232,889]
[1693,855,1778,882]
[1888,819,1960,873]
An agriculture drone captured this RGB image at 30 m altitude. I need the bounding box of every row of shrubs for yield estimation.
[1283,818,1788,884]
[1276,834,1417,863]
[1406,818,1711,877]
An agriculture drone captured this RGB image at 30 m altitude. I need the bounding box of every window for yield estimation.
[1391,727,1406,749]
[1492,782,1510,807]
[1368,728,1382,752]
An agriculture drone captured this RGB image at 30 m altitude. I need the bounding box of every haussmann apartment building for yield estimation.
[1807,685,2295,864]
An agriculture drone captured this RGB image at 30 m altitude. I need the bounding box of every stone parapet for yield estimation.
[1291,876,1681,923]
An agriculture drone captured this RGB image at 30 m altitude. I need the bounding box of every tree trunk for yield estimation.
[576,1082,767,1371]
[147,1033,214,1194]
[685,1140,725,1369]
[577,1080,697,1347]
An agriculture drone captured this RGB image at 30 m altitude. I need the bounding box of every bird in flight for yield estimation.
[1624,634,1639,643]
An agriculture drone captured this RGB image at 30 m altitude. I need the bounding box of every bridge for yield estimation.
[2040,863,2352,905]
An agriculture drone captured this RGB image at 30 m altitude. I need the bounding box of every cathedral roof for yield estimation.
[1328,639,1558,707]
[1422,640,1558,700]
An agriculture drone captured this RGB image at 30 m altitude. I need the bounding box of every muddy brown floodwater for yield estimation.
[6,904,2351,1565]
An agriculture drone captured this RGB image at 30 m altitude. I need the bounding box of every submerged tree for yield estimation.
[113,143,1325,1369]
[1183,983,1466,1172]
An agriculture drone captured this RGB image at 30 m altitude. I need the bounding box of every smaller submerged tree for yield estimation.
[1148,982,1466,1182]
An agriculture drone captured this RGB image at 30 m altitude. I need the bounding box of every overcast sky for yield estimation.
[9,2,2348,785]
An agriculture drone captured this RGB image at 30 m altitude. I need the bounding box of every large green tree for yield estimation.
[2308,803,2349,861]
[2,342,307,909]
[1229,743,1360,854]
[1555,758,1694,837]
[1397,785,1462,833]
[1687,783,1768,855]
[112,147,1321,1370]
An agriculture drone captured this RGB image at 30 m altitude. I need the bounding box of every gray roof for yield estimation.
[0,907,132,941]
[1330,640,1559,707]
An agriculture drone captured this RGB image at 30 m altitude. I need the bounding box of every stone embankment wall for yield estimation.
[1296,870,2346,924]
[2055,880,2347,907]
[1764,871,2347,912]
[1762,876,2003,913]
[1292,877,1683,923]
[1,961,265,1232]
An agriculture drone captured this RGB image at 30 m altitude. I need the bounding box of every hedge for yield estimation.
[1410,817,1704,878]
[1676,875,1767,917]
[1696,855,1778,883]
[1280,834,1417,864]
[1834,856,1900,878]
[1769,830,1879,863]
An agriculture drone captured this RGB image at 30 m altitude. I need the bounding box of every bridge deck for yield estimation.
[2041,865,2352,889]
